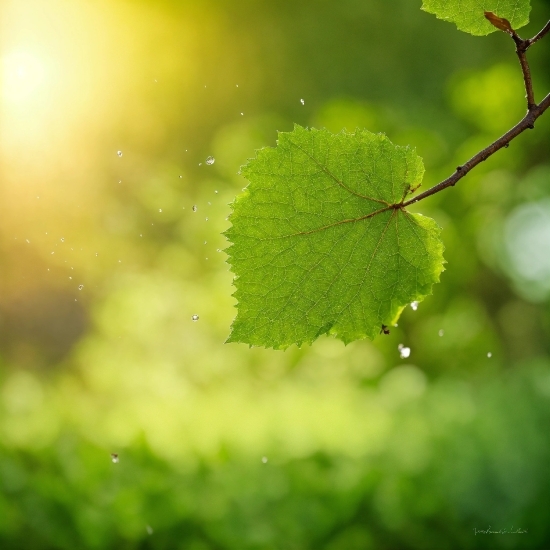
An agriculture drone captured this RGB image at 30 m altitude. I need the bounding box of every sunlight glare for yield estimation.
[2,52,45,103]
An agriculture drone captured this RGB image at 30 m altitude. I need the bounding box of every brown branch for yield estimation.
[512,33,536,110]
[402,93,550,208]
[526,19,550,47]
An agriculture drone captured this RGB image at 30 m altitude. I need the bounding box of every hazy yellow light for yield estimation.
[2,52,45,103]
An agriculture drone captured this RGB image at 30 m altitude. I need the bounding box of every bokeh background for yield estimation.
[1,0,550,548]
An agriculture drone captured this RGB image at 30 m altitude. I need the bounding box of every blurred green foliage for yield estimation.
[1,0,550,548]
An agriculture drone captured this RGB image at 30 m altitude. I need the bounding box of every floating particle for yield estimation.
[439,329,444,337]
[205,217,209,221]
[146,525,153,535]
[26,239,30,244]
[300,98,305,105]
[179,175,183,178]
[192,205,197,212]
[487,352,492,358]
[214,190,218,194]
[398,344,411,359]
[117,151,123,157]
[159,208,162,213]
[111,453,119,463]
[205,156,215,165]
[192,314,199,322]
[60,237,65,242]
[410,301,419,311]
[78,284,84,290]
[262,456,268,464]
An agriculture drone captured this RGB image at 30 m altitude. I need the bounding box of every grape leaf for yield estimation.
[421,0,531,36]
[225,125,445,349]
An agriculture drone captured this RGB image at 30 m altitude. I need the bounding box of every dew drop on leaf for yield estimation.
[192,314,199,322]
[205,156,215,165]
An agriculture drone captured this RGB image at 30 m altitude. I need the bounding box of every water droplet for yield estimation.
[111,453,119,463]
[410,301,419,311]
[78,284,84,290]
[398,344,411,359]
[146,525,153,535]
[205,156,215,165]
[300,98,305,105]
[60,237,65,242]
[192,314,199,322]
[487,352,492,358]
[117,151,123,157]
[438,329,444,337]
[159,208,162,213]
[192,205,198,212]
[262,456,268,464]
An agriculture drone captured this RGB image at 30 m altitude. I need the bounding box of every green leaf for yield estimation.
[225,125,445,349]
[421,0,531,36]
